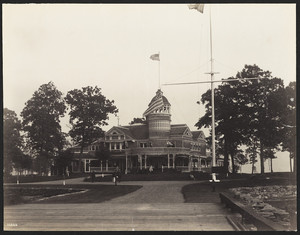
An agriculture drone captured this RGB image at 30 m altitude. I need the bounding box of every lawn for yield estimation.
[4,173,88,184]
[4,184,142,205]
[181,172,296,203]
[84,170,212,182]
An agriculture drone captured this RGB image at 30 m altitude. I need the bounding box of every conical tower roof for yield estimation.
[148,89,171,107]
[143,89,171,117]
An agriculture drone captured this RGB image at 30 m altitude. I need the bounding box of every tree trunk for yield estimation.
[230,152,235,174]
[223,138,229,173]
[270,158,273,173]
[289,152,292,172]
[260,143,265,174]
[252,160,255,174]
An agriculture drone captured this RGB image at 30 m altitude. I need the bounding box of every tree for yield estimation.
[196,64,287,174]
[196,79,246,174]
[65,86,118,170]
[21,82,66,175]
[281,82,296,173]
[234,152,248,173]
[3,108,24,175]
[95,143,111,163]
[236,65,287,174]
[55,149,74,175]
[264,148,276,173]
[129,117,147,125]
[246,141,259,174]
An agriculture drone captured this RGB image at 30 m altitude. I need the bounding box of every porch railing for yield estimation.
[89,167,116,173]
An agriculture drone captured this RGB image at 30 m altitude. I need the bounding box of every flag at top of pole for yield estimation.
[188,4,205,13]
[150,53,160,61]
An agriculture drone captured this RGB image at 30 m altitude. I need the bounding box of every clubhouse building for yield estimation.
[70,89,220,174]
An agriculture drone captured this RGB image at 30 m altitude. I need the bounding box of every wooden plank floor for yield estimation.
[4,203,235,231]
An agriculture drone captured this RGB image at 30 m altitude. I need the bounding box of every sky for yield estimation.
[3,3,296,172]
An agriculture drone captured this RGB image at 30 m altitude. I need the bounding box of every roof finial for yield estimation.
[156,89,163,98]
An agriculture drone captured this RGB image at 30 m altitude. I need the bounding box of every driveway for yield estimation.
[4,177,235,231]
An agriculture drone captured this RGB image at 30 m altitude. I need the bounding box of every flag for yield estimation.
[143,96,164,117]
[167,141,175,147]
[150,53,160,61]
[188,4,204,13]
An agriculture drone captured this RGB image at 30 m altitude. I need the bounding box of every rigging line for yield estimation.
[165,60,210,84]
[214,59,240,74]
[198,22,204,117]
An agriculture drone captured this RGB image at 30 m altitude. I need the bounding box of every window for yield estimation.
[140,143,147,148]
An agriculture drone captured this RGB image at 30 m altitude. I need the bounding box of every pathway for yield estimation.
[4,177,235,231]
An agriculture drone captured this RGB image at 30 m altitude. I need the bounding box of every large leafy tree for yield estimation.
[197,64,288,174]
[196,79,246,174]
[3,108,23,174]
[236,65,287,174]
[21,82,66,174]
[281,81,296,172]
[65,86,118,169]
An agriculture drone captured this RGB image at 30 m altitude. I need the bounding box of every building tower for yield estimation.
[143,89,171,140]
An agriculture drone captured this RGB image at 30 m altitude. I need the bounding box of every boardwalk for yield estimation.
[4,178,235,231]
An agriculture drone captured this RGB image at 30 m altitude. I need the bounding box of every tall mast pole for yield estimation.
[159,52,161,89]
[209,6,217,177]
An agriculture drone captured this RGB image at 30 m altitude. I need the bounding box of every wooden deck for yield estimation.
[4,203,234,231]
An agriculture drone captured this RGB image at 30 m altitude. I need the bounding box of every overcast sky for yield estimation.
[3,4,296,171]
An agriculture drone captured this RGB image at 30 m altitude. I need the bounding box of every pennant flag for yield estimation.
[150,53,160,61]
[143,96,164,117]
[188,4,205,13]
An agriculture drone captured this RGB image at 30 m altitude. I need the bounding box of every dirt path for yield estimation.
[107,181,188,203]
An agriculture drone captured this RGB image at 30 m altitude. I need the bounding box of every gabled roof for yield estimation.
[170,124,189,136]
[106,126,134,139]
[191,131,206,140]
[106,124,149,140]
[122,124,149,139]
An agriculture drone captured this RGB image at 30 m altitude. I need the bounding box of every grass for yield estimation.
[3,173,88,184]
[84,170,213,182]
[4,184,142,205]
[182,172,296,203]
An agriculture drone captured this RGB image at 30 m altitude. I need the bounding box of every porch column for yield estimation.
[106,160,108,172]
[198,157,201,171]
[139,155,142,170]
[125,153,128,174]
[100,160,103,172]
[167,154,170,168]
[173,155,175,169]
[84,159,86,173]
[188,156,191,172]
[109,143,111,151]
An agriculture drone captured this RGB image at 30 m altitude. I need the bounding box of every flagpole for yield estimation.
[159,52,161,89]
[209,6,216,177]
